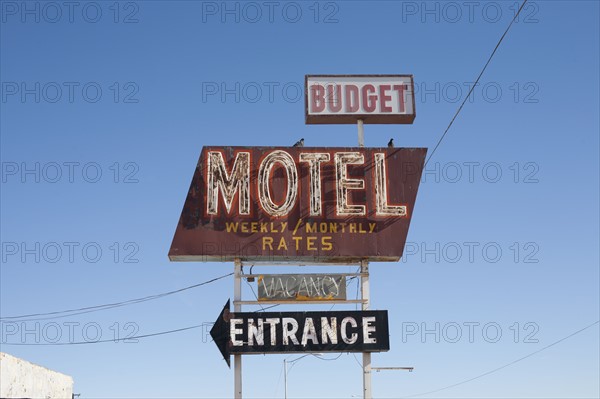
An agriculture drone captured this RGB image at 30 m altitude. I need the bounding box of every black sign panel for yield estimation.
[210,300,389,367]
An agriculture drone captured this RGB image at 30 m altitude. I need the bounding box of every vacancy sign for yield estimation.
[305,75,416,124]
[257,274,347,301]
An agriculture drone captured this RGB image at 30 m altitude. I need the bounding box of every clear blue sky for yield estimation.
[1,1,598,398]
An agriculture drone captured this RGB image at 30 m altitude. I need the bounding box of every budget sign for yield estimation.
[305,75,416,124]
[169,146,426,263]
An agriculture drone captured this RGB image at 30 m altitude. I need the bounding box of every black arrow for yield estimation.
[209,299,231,368]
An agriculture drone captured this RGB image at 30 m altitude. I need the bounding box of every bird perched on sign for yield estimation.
[388,138,394,148]
[293,138,304,147]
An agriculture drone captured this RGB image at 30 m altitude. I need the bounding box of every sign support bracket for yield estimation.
[358,119,365,147]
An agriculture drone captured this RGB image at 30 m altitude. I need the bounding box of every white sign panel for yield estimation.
[305,75,416,124]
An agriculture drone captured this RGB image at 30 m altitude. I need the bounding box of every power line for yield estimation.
[257,304,280,312]
[2,323,212,346]
[351,353,363,369]
[274,360,285,396]
[287,353,311,364]
[403,320,600,398]
[245,278,266,312]
[312,353,343,361]
[1,273,233,321]
[243,267,279,312]
[242,265,279,312]
[425,0,529,166]
[283,352,345,378]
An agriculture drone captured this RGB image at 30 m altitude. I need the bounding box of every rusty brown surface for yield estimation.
[169,146,426,263]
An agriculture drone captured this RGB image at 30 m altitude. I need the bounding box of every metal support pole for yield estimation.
[284,359,288,399]
[358,119,365,147]
[234,258,243,399]
[361,260,371,399]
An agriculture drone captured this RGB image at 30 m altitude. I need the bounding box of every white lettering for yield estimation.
[258,150,298,216]
[282,317,300,345]
[321,317,338,344]
[301,317,319,346]
[248,318,264,346]
[375,153,407,216]
[362,316,377,344]
[341,317,358,344]
[264,318,280,346]
[299,153,330,216]
[206,151,250,215]
[335,153,366,216]
[230,319,244,346]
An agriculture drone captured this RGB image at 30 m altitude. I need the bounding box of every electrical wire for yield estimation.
[351,353,363,369]
[312,353,343,361]
[2,323,212,346]
[245,278,266,312]
[402,320,599,398]
[285,353,344,376]
[243,265,280,312]
[328,273,356,311]
[257,304,280,312]
[273,361,285,396]
[425,0,529,166]
[287,353,311,364]
[1,273,233,321]
[286,357,304,375]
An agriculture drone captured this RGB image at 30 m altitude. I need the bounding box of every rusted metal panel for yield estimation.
[168,146,426,263]
[305,75,416,124]
[257,274,347,301]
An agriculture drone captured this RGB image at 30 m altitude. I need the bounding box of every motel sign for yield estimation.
[169,146,426,263]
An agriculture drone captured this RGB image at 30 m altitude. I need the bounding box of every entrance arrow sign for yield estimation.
[210,300,390,367]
